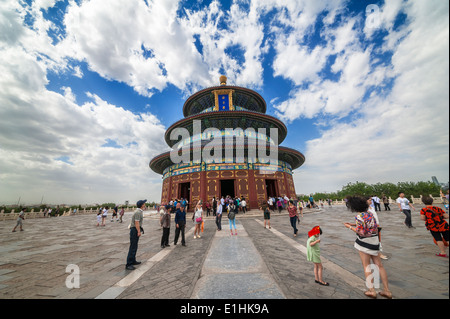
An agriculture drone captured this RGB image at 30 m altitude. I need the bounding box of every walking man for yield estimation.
[12,208,26,232]
[372,195,381,212]
[126,200,146,270]
[396,192,415,229]
[240,197,247,214]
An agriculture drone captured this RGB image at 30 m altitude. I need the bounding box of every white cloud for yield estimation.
[293,0,449,194]
[72,65,83,78]
[0,1,169,205]
[59,0,270,95]
[0,0,448,205]
[180,0,267,88]
[273,35,329,84]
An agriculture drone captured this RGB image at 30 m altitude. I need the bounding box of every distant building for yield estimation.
[432,176,440,186]
[432,176,449,190]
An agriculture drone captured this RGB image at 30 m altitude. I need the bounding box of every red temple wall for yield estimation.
[160,169,297,211]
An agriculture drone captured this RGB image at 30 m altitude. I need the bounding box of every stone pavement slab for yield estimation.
[247,204,449,299]
[191,222,285,299]
[0,204,448,300]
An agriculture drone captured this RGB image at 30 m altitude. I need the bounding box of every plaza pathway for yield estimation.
[0,204,448,300]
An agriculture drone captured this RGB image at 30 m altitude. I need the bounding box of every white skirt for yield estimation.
[354,235,380,256]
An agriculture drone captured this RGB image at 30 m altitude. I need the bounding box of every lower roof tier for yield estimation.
[161,160,292,180]
[149,145,305,176]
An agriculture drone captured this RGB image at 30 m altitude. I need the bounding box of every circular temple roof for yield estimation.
[164,110,287,148]
[150,77,305,177]
[149,146,305,176]
[183,85,267,117]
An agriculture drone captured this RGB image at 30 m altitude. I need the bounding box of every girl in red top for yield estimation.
[287,200,300,237]
[420,196,449,258]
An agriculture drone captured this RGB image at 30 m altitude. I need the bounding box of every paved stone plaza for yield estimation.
[0,204,448,300]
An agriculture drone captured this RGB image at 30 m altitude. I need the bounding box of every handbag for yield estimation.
[196,217,202,223]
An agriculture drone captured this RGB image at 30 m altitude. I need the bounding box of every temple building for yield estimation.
[149,76,305,209]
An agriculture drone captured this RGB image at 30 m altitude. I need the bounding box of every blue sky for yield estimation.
[0,0,448,205]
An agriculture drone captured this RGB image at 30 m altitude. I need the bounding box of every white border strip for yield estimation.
[95,226,195,299]
[253,219,366,292]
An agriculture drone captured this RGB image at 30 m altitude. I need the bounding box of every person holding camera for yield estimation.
[344,196,392,299]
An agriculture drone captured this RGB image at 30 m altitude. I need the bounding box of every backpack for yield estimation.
[228,210,235,220]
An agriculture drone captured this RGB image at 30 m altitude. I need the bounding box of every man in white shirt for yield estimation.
[126,200,146,270]
[240,198,247,214]
[12,208,26,232]
[268,197,273,211]
[396,192,415,229]
[372,195,381,211]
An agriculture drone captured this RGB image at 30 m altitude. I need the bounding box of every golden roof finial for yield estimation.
[219,75,227,86]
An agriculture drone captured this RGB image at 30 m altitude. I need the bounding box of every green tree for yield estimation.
[299,180,442,201]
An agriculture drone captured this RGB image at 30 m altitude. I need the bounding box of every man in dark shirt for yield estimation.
[161,205,172,248]
[174,204,187,246]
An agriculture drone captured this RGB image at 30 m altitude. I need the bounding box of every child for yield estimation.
[261,205,271,229]
[96,210,102,227]
[307,226,329,286]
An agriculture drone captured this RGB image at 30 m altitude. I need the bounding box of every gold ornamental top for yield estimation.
[219,75,227,85]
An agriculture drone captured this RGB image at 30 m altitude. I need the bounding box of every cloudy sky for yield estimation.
[0,0,448,206]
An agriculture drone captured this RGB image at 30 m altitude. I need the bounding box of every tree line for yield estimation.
[297,181,443,202]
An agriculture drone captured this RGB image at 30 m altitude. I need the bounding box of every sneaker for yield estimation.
[194,235,197,239]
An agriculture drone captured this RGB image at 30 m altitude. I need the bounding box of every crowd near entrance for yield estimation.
[220,179,235,198]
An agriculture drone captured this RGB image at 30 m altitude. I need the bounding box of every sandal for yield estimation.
[436,253,449,258]
[379,291,393,299]
[364,290,377,299]
[315,280,329,286]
